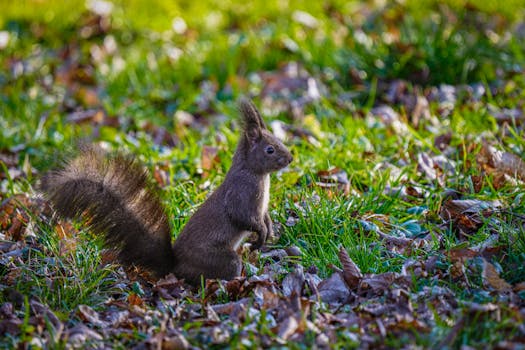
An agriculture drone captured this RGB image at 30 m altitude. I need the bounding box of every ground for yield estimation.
[1,0,525,348]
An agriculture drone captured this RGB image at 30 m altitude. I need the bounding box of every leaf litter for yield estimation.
[2,190,522,348]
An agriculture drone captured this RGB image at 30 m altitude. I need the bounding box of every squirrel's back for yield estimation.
[40,147,175,277]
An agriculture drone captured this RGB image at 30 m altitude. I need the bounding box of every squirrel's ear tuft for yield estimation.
[238,98,267,142]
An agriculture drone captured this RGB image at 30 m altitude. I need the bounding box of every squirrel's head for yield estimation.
[238,98,293,174]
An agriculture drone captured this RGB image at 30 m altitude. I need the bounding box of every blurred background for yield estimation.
[1,0,524,166]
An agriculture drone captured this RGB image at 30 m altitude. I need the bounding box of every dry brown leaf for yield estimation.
[282,267,305,297]
[338,247,362,289]
[151,274,188,301]
[434,132,452,151]
[211,298,249,315]
[75,87,100,107]
[440,199,501,235]
[78,305,109,328]
[99,249,119,266]
[482,259,512,291]
[371,105,407,134]
[0,318,23,336]
[463,301,499,313]
[6,214,27,241]
[443,199,502,215]
[361,302,391,316]
[259,62,322,119]
[417,152,442,184]
[513,281,525,293]
[201,146,220,178]
[360,272,396,293]
[160,333,190,350]
[225,278,246,298]
[0,195,32,241]
[450,260,466,280]
[285,245,302,257]
[477,142,525,182]
[377,230,412,248]
[277,315,300,340]
[66,324,103,345]
[253,285,280,309]
[317,272,351,304]
[127,293,144,307]
[409,95,431,128]
[206,304,221,323]
[447,248,478,262]
[30,300,63,333]
[315,168,350,196]
[153,166,170,187]
[66,109,105,124]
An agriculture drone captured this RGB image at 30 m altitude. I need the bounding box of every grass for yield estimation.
[7,218,118,312]
[1,0,525,348]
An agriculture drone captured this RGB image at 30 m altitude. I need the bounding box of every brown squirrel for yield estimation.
[40,99,293,285]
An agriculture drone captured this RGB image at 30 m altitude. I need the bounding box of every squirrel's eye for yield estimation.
[265,145,275,154]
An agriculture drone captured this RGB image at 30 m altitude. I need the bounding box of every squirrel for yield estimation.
[40,98,293,285]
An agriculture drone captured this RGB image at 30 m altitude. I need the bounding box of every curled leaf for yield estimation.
[338,246,362,289]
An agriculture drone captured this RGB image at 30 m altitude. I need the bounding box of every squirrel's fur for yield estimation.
[41,99,293,284]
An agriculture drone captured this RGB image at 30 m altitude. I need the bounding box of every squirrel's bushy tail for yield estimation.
[40,147,175,277]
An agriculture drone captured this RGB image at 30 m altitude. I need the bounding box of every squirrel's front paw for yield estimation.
[250,229,267,251]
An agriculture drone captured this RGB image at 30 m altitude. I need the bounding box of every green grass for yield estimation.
[1,221,118,311]
[1,0,525,348]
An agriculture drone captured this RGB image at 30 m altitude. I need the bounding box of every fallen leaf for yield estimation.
[78,305,109,328]
[440,199,501,235]
[316,168,350,196]
[317,272,351,304]
[477,142,525,183]
[0,195,32,241]
[277,315,300,340]
[370,105,408,134]
[447,247,478,261]
[54,221,78,239]
[66,323,104,345]
[360,272,396,294]
[417,152,444,185]
[513,282,525,292]
[259,62,323,119]
[212,298,250,316]
[428,84,456,116]
[282,266,305,297]
[0,317,22,336]
[490,106,524,126]
[285,245,302,257]
[253,286,280,309]
[409,94,431,128]
[338,247,362,289]
[482,259,512,291]
[160,333,190,350]
[66,109,106,124]
[462,301,499,313]
[30,300,63,333]
[201,146,220,178]
[434,132,452,151]
[127,293,144,307]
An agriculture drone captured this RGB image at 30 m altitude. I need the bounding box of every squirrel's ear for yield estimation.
[238,98,267,141]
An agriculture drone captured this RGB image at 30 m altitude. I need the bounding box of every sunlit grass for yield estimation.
[1,0,524,348]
